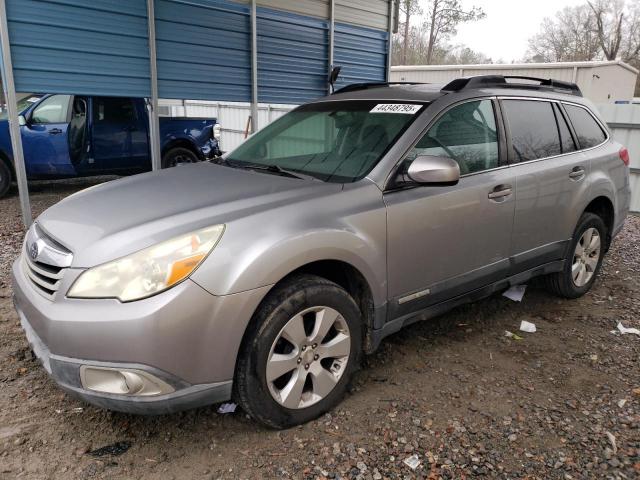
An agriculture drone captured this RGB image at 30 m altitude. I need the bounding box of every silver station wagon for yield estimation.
[13,75,631,428]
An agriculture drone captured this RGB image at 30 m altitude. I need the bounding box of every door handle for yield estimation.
[488,184,513,200]
[569,167,585,180]
[48,128,63,135]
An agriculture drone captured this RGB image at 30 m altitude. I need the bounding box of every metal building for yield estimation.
[391,60,638,104]
[0,0,397,226]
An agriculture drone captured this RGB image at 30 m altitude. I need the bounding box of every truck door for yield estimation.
[22,95,75,176]
[89,97,146,172]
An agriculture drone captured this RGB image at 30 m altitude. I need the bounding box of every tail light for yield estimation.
[619,147,630,166]
[213,123,222,141]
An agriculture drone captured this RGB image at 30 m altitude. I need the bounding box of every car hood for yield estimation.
[36,162,342,267]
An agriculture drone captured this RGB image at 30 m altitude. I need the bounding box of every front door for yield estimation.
[22,94,74,177]
[501,99,597,274]
[384,98,516,318]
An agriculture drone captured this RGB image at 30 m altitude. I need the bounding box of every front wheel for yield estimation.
[161,147,200,168]
[543,212,607,298]
[234,275,362,429]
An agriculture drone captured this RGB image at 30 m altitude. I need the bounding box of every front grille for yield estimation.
[21,223,72,300]
[22,253,66,299]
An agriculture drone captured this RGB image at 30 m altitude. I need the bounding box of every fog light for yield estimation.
[80,366,174,396]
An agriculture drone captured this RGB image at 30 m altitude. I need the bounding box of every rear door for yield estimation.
[502,98,590,273]
[22,94,74,176]
[385,98,516,318]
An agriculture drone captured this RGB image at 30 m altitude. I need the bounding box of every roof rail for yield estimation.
[333,81,426,94]
[441,75,582,96]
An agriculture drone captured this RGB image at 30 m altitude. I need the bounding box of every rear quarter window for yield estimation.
[564,104,607,149]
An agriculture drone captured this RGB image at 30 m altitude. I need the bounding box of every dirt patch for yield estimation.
[1,180,639,479]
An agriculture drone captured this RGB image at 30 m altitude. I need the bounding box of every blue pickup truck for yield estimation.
[0,94,221,197]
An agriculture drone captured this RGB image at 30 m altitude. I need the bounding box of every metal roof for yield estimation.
[392,60,640,75]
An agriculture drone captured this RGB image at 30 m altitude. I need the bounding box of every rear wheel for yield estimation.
[161,147,199,168]
[0,160,11,198]
[235,274,362,429]
[543,212,607,298]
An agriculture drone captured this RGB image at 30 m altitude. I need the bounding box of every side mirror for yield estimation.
[406,155,460,185]
[18,115,26,126]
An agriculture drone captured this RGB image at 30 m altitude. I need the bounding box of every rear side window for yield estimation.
[502,100,561,161]
[93,98,137,124]
[564,104,606,149]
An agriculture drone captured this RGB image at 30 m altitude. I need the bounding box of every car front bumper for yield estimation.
[12,255,271,414]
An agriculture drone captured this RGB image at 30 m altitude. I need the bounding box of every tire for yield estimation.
[0,160,11,198]
[235,274,363,429]
[543,212,607,299]
[161,147,199,168]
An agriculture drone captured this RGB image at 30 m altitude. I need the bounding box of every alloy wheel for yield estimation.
[572,227,601,287]
[266,306,351,409]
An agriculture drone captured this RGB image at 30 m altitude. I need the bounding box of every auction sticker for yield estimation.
[370,104,422,114]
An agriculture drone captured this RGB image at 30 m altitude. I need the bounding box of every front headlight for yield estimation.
[68,224,225,302]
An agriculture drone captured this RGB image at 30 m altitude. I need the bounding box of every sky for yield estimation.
[449,0,588,62]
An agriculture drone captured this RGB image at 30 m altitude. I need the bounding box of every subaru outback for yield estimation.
[13,75,631,428]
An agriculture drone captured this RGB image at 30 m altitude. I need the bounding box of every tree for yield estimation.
[399,0,422,65]
[527,5,600,62]
[424,0,485,64]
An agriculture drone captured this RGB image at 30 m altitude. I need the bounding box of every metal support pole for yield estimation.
[386,0,394,82]
[0,0,31,227]
[146,0,161,170]
[250,0,259,134]
[328,0,335,94]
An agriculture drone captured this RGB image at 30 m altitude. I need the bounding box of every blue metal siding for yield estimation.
[334,23,388,88]
[257,8,328,104]
[154,0,252,101]
[5,0,151,97]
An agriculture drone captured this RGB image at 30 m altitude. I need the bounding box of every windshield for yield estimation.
[226,101,425,182]
[0,94,43,120]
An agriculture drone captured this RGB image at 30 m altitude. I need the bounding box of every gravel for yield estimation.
[1,179,639,479]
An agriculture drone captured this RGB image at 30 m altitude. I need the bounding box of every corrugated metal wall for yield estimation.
[257,8,328,104]
[335,0,389,30]
[334,23,388,88]
[599,104,640,213]
[155,0,251,101]
[5,0,151,97]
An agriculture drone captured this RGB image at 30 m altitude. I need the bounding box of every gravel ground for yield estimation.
[1,179,639,480]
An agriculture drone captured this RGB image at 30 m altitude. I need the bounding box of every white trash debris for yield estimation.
[217,403,237,414]
[617,322,640,336]
[605,431,617,454]
[618,399,627,408]
[503,285,527,302]
[403,454,421,470]
[504,330,523,340]
[519,320,537,333]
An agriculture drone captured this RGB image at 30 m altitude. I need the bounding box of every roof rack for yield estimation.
[332,81,426,94]
[441,75,582,96]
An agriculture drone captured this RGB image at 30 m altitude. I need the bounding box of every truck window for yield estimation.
[502,100,562,162]
[564,104,607,149]
[93,98,137,123]
[31,95,71,124]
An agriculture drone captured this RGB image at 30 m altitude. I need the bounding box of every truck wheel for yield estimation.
[161,147,199,168]
[235,274,362,429]
[543,212,607,299]
[0,160,11,198]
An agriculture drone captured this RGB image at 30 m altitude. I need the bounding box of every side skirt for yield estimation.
[368,260,564,352]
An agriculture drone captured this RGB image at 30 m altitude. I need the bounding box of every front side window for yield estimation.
[226,101,424,182]
[564,104,607,149]
[31,95,71,124]
[502,100,561,162]
[407,99,499,175]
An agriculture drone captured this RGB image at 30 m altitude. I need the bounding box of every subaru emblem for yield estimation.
[29,242,39,260]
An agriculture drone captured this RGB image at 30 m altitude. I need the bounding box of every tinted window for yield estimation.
[408,99,499,175]
[503,100,561,161]
[553,103,576,154]
[31,95,71,124]
[564,104,606,149]
[93,98,137,123]
[227,101,421,182]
